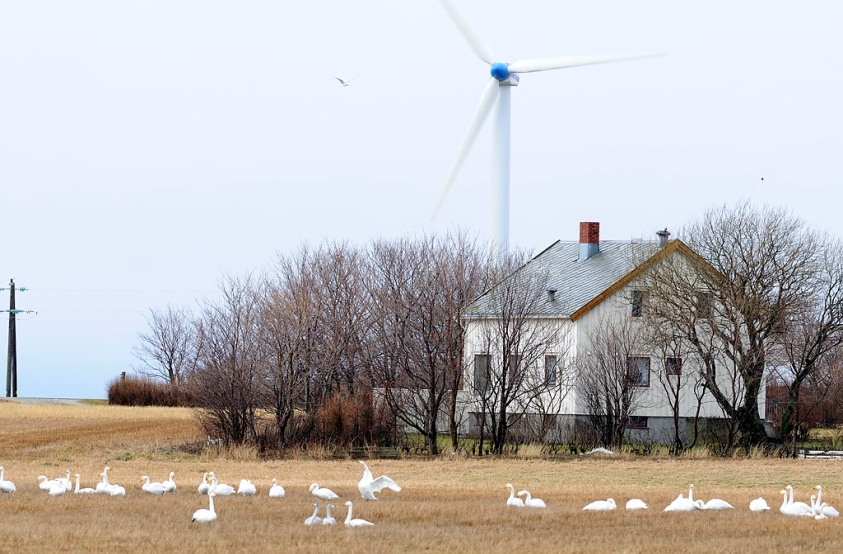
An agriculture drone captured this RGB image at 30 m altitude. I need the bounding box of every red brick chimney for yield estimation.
[579,222,599,261]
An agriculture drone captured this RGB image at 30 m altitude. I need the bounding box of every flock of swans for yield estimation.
[3,462,838,526]
[0,460,399,528]
[505,480,839,520]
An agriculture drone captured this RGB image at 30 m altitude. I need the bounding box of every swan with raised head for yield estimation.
[268,478,285,498]
[309,483,339,500]
[208,474,235,496]
[162,472,176,493]
[749,497,770,512]
[344,501,375,527]
[786,485,812,513]
[358,460,401,501]
[664,484,702,512]
[813,485,839,517]
[304,502,322,525]
[582,498,617,512]
[505,483,525,507]
[141,476,168,495]
[517,490,547,508]
[322,503,337,525]
[625,498,648,510]
[779,489,812,517]
[192,492,217,523]
[0,466,16,494]
[74,474,96,494]
[96,467,111,494]
[197,473,210,495]
[55,470,73,492]
[237,479,257,496]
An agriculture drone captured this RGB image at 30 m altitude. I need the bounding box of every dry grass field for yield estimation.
[1,399,842,553]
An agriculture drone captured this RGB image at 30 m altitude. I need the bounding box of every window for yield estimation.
[508,354,521,381]
[665,357,683,376]
[631,290,647,317]
[628,416,649,429]
[695,291,713,318]
[474,354,490,393]
[544,355,558,386]
[627,356,651,387]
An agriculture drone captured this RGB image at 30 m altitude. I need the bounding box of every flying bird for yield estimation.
[335,77,352,87]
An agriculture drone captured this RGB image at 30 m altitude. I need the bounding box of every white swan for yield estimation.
[74,474,96,494]
[141,476,168,495]
[208,474,235,496]
[96,466,124,496]
[505,483,525,507]
[55,470,73,492]
[237,479,257,496]
[162,472,176,494]
[702,498,734,511]
[582,498,617,512]
[749,497,770,512]
[625,498,648,511]
[96,467,111,494]
[344,500,375,527]
[779,489,812,517]
[322,503,337,525]
[0,466,16,494]
[38,475,62,491]
[517,490,547,508]
[192,491,217,523]
[197,473,210,495]
[357,460,401,501]
[268,478,285,498]
[813,486,839,517]
[309,482,339,500]
[48,482,67,496]
[786,485,812,513]
[664,485,702,512]
[304,502,323,526]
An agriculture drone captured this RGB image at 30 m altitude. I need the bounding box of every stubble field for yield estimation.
[0,399,841,553]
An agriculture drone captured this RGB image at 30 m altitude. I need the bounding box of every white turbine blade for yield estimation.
[431,78,499,220]
[437,0,494,64]
[508,52,662,74]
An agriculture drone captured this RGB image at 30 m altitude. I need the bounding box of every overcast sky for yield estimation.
[2,1,842,398]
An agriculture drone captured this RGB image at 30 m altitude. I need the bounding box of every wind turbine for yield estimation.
[431,0,659,253]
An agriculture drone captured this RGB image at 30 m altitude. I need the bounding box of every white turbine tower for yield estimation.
[431,0,659,253]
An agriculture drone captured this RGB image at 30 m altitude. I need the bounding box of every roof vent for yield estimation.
[656,228,670,248]
[547,289,557,302]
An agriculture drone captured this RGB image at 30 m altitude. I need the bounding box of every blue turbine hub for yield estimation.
[490,62,510,81]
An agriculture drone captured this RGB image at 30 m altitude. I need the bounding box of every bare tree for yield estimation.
[468,251,560,454]
[645,202,819,447]
[366,233,487,455]
[770,237,843,454]
[257,246,322,447]
[189,274,263,445]
[577,314,652,448]
[133,305,200,394]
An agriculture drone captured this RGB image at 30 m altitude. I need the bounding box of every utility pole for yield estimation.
[5,280,16,397]
[3,280,34,398]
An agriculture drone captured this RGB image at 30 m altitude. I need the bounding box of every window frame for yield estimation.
[627,356,651,387]
[474,354,490,393]
[665,357,683,377]
[544,354,558,387]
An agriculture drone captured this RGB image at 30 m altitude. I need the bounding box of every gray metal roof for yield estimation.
[467,240,662,318]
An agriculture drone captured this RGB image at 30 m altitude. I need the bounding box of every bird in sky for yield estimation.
[335,77,352,87]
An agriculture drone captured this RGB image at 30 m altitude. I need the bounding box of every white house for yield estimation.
[459,222,766,445]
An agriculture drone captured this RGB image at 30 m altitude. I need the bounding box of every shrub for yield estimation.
[106,374,191,406]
